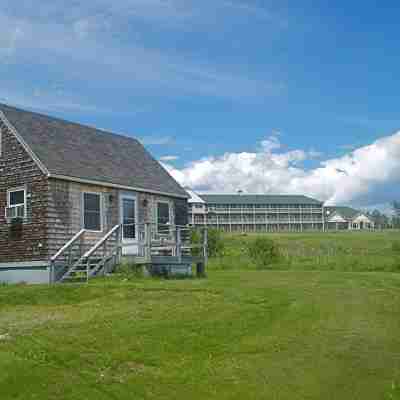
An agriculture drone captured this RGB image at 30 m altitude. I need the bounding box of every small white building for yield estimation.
[325,207,375,230]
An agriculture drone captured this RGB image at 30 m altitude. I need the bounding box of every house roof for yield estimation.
[197,194,323,205]
[325,206,360,220]
[0,104,188,198]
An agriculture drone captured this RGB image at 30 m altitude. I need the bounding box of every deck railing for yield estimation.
[50,223,208,283]
[122,223,208,265]
[50,229,86,283]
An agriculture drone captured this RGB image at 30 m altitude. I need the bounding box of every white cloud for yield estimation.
[261,135,281,152]
[139,136,174,146]
[6,0,284,27]
[0,87,143,115]
[0,1,285,110]
[159,155,179,162]
[163,132,400,206]
[0,16,24,59]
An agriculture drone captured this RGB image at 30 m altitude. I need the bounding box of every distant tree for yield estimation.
[363,209,392,230]
[393,201,400,217]
[381,213,390,229]
[392,202,400,228]
[371,209,383,229]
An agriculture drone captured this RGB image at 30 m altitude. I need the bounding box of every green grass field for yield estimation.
[1,231,400,399]
[209,230,400,272]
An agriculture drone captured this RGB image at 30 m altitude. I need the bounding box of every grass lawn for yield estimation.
[1,231,400,399]
[210,230,400,272]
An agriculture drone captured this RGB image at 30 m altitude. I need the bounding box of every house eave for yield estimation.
[49,174,189,199]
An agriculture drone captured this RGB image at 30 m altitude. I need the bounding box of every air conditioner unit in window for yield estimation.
[5,205,25,220]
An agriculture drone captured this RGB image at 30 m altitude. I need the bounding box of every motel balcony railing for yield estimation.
[205,208,323,214]
[201,220,324,225]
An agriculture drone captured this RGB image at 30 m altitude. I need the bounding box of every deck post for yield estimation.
[50,260,55,284]
[117,225,123,265]
[86,258,90,283]
[145,223,152,262]
[79,233,84,258]
[177,227,182,263]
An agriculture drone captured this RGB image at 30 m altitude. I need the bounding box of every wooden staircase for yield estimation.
[50,225,122,283]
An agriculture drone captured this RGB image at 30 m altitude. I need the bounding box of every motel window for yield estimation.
[83,192,102,231]
[157,202,171,233]
[6,187,26,219]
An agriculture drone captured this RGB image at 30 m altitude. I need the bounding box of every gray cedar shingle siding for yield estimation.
[0,118,49,263]
[46,180,120,257]
[0,103,188,199]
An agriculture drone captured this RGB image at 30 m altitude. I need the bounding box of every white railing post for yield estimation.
[86,258,90,283]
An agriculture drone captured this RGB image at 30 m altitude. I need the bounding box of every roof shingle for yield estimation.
[324,206,360,220]
[0,104,188,198]
[197,194,323,205]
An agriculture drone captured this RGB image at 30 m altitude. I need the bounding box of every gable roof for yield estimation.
[197,194,323,205]
[0,104,188,198]
[186,189,206,204]
[325,206,360,220]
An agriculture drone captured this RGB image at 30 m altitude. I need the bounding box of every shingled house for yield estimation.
[0,104,189,283]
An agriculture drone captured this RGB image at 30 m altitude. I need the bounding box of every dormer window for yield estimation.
[6,187,26,220]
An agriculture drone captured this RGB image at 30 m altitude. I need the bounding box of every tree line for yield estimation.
[364,202,400,229]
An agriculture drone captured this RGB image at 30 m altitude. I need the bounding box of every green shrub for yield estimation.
[190,229,202,257]
[392,240,400,253]
[207,228,225,258]
[246,237,280,269]
[191,228,225,258]
[116,262,144,279]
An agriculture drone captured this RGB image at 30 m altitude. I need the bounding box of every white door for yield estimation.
[120,195,138,255]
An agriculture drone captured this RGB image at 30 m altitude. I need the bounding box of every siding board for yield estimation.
[0,120,48,262]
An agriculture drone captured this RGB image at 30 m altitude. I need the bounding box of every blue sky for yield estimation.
[2,1,400,208]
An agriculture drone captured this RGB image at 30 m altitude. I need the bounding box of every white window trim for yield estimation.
[156,200,172,232]
[6,186,27,219]
[82,191,103,233]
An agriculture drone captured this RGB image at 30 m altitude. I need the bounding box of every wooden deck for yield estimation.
[50,224,208,282]
[126,255,205,265]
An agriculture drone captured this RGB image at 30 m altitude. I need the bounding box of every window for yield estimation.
[83,192,102,231]
[157,202,170,233]
[6,187,26,219]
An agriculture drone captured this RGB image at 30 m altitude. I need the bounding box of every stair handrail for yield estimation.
[83,224,121,259]
[50,229,86,262]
